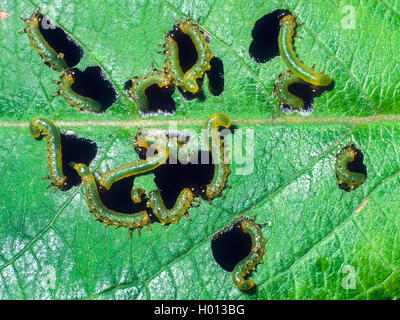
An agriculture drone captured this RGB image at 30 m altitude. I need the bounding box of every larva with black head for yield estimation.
[74,163,150,236]
[278,12,332,86]
[232,217,267,291]
[163,18,213,93]
[29,117,68,192]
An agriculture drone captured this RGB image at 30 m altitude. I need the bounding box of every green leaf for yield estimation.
[0,0,400,299]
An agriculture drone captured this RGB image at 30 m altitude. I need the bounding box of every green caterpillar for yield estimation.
[74,163,150,236]
[273,70,318,112]
[19,9,68,72]
[147,188,198,225]
[334,143,367,192]
[232,217,267,291]
[29,117,68,192]
[278,13,332,86]
[163,18,213,93]
[126,67,175,115]
[202,113,231,202]
[54,69,103,113]
[98,136,169,191]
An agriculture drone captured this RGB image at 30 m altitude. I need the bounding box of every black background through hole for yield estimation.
[98,176,149,215]
[70,66,118,111]
[37,13,83,68]
[211,221,252,272]
[280,82,320,114]
[60,132,97,190]
[347,147,367,175]
[144,84,176,115]
[249,9,291,63]
[206,57,224,96]
[153,151,214,209]
[168,26,198,73]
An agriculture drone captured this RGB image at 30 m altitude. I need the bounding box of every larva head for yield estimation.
[182,74,199,93]
[189,184,207,199]
[279,12,295,25]
[73,163,91,179]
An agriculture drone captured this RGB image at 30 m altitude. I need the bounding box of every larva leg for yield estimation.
[147,188,196,225]
[74,163,150,235]
[29,117,68,191]
[232,217,267,291]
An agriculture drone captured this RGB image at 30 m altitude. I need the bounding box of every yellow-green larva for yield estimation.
[232,217,266,291]
[273,70,317,111]
[202,113,231,202]
[134,129,193,163]
[19,9,68,72]
[53,69,103,113]
[278,14,332,87]
[163,19,213,93]
[29,117,68,191]
[147,188,198,225]
[74,163,150,235]
[98,137,169,191]
[334,144,367,192]
[126,68,174,115]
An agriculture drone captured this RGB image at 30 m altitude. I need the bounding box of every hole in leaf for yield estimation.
[38,13,84,68]
[211,220,252,272]
[168,25,198,73]
[249,9,291,63]
[206,57,224,96]
[60,131,97,190]
[70,66,118,112]
[153,151,214,209]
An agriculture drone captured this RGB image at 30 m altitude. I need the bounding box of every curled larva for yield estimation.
[334,144,367,192]
[147,188,198,225]
[54,69,103,113]
[29,117,68,191]
[125,68,175,115]
[98,137,169,191]
[278,13,332,86]
[232,217,266,291]
[163,18,213,93]
[74,163,150,235]
[18,9,69,72]
[273,70,317,111]
[201,113,231,202]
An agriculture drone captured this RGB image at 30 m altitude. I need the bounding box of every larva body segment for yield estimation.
[334,144,367,192]
[98,137,169,191]
[147,188,196,225]
[273,70,315,111]
[126,69,174,115]
[57,69,103,113]
[232,217,266,291]
[19,9,68,72]
[202,113,231,201]
[29,117,67,191]
[164,19,213,93]
[74,163,150,232]
[278,14,332,87]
